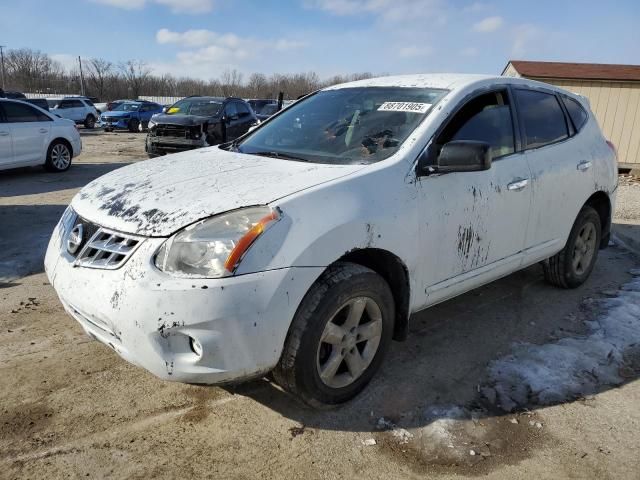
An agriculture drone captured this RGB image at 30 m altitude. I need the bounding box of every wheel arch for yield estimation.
[48,137,74,159]
[334,248,411,341]
[584,191,611,249]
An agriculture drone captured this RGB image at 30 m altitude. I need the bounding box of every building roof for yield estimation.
[505,60,640,82]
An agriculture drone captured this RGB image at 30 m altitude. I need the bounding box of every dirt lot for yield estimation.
[1,131,639,479]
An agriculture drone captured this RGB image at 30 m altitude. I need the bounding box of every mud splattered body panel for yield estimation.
[45,74,617,385]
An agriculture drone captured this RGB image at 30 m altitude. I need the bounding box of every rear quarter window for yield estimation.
[561,95,588,132]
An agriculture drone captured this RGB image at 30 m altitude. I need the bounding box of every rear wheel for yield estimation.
[273,262,394,407]
[44,141,72,172]
[84,115,95,129]
[543,206,601,288]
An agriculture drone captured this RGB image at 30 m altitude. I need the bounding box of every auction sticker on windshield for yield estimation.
[378,102,432,113]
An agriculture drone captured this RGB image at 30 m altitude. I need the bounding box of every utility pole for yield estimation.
[0,46,6,90]
[78,56,85,96]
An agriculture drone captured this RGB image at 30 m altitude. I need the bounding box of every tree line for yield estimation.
[2,48,377,101]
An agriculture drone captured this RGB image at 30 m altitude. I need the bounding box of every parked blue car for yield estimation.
[99,100,163,132]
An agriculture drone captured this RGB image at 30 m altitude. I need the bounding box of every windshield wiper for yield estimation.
[249,151,309,162]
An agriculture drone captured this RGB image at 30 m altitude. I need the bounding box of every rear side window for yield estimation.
[561,95,588,132]
[515,89,568,149]
[3,102,51,122]
[438,90,515,159]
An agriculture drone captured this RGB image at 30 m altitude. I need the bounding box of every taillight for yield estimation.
[606,140,617,160]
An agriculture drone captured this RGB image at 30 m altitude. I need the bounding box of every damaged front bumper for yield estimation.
[44,219,323,384]
[145,134,207,156]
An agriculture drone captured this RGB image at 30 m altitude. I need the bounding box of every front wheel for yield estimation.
[44,141,72,172]
[273,262,394,407]
[543,206,601,288]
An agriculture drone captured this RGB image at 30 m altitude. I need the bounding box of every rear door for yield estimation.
[514,87,596,264]
[0,104,14,167]
[2,101,52,165]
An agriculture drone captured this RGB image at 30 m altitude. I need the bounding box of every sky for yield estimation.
[1,0,639,81]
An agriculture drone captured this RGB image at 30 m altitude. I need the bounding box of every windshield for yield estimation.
[167,99,223,116]
[236,87,447,165]
[114,102,140,112]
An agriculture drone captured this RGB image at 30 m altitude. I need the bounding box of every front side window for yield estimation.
[236,87,447,165]
[515,89,568,149]
[236,102,251,117]
[437,90,515,159]
[3,102,50,122]
[225,102,238,118]
[561,95,588,132]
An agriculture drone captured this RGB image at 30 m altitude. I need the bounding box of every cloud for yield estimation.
[51,54,80,72]
[398,45,433,58]
[92,0,214,14]
[93,0,145,9]
[155,28,306,75]
[462,2,490,13]
[305,0,446,24]
[511,24,541,57]
[154,0,214,14]
[472,16,503,33]
[460,47,479,57]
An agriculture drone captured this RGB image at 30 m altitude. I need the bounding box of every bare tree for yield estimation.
[219,69,243,96]
[119,60,151,99]
[86,58,113,100]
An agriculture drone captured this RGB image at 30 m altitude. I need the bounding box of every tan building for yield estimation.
[503,60,640,168]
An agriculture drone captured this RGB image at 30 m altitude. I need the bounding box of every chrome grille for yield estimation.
[75,228,144,270]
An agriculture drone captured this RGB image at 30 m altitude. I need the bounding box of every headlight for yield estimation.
[148,119,156,129]
[154,206,280,278]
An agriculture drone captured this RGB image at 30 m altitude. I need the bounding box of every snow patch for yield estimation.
[485,277,640,411]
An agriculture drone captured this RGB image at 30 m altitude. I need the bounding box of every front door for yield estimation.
[416,88,532,308]
[2,101,52,165]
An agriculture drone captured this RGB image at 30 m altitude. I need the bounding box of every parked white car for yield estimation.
[51,97,99,129]
[0,99,82,172]
[45,74,617,406]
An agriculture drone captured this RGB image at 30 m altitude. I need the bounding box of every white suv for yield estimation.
[0,99,82,172]
[45,74,617,406]
[51,97,99,129]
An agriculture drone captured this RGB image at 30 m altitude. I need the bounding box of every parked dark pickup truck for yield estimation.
[145,96,258,157]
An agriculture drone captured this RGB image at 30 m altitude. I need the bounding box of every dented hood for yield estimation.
[72,147,364,236]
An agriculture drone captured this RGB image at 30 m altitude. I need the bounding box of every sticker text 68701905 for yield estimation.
[377,102,432,114]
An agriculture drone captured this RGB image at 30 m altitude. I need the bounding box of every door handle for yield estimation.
[507,178,529,191]
[39,128,48,134]
[577,161,592,171]
[0,131,9,136]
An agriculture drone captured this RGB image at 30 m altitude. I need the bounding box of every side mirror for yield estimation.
[417,140,492,175]
[162,106,167,113]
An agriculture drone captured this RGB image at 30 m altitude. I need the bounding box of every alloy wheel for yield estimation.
[572,221,597,275]
[316,296,383,389]
[51,144,71,170]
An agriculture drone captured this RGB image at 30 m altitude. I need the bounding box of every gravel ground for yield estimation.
[1,132,639,479]
[615,175,640,222]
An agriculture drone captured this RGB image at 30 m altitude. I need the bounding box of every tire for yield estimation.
[84,115,95,129]
[128,118,139,133]
[273,262,395,407]
[104,127,112,132]
[44,141,72,172]
[543,206,601,289]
